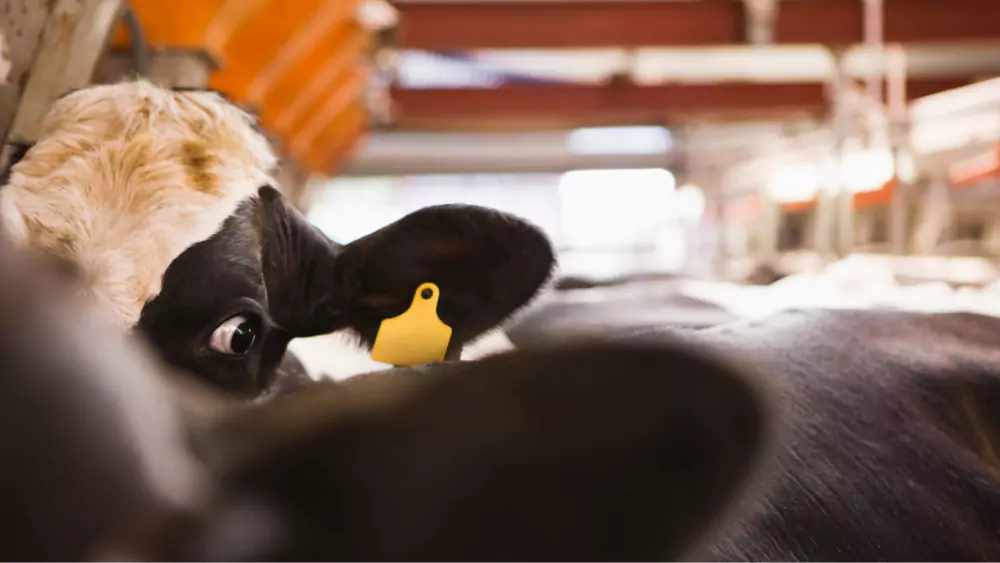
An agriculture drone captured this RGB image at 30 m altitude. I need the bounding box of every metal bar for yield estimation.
[863,0,884,105]
[396,0,1000,50]
[886,44,910,255]
[391,79,965,129]
[830,49,855,258]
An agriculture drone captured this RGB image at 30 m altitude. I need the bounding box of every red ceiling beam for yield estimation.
[395,0,1000,50]
[390,79,969,128]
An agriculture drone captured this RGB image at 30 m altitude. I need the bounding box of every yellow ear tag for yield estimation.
[370,282,453,366]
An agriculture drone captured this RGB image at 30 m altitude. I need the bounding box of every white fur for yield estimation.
[287,329,517,382]
[0,80,277,329]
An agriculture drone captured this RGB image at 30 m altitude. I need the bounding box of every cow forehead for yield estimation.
[0,81,277,329]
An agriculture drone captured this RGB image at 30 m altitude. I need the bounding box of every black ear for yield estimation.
[133,340,769,561]
[329,203,555,348]
[258,186,555,348]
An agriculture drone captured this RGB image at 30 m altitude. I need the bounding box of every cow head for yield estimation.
[0,81,555,396]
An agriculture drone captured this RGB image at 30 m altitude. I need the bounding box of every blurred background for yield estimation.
[5,0,1000,315]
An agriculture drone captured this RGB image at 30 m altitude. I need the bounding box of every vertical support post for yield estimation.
[863,0,884,106]
[826,48,854,258]
[758,187,780,263]
[0,28,13,144]
[886,45,910,255]
[0,0,54,150]
[911,174,951,255]
[812,152,835,257]
[4,0,124,151]
[742,0,777,45]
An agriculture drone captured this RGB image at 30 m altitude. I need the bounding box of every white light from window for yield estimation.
[674,184,706,220]
[842,147,895,193]
[767,163,820,203]
[566,126,672,155]
[558,168,676,248]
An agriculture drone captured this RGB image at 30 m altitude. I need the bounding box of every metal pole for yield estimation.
[863,0,885,107]
[886,45,910,254]
[828,49,854,258]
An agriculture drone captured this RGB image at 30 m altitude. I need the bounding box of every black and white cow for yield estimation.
[9,209,1000,560]
[0,80,555,396]
[7,82,1000,562]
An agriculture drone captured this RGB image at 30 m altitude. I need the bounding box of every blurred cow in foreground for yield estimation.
[0,242,764,561]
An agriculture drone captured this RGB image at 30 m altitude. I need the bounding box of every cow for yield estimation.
[10,206,1000,559]
[0,236,766,562]
[6,84,1000,562]
[0,80,555,397]
[139,312,1000,561]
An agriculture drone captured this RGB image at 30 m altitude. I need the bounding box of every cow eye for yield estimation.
[209,315,257,356]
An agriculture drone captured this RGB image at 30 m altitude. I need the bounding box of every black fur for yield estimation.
[118,342,768,561]
[611,309,1000,561]
[0,244,179,560]
[505,284,736,346]
[136,186,555,396]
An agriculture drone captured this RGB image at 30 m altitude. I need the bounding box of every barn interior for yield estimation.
[5,0,1000,357]
[10,3,1000,560]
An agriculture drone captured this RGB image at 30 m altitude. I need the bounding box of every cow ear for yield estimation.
[328,204,555,349]
[262,183,556,347]
[130,341,769,561]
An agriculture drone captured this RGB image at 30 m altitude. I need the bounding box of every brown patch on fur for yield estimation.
[180,141,221,196]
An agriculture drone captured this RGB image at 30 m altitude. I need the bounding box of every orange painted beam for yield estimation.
[112,0,227,52]
[273,66,368,147]
[780,200,815,213]
[205,0,273,57]
[298,103,367,171]
[243,0,363,106]
[287,76,367,158]
[310,125,369,176]
[258,22,369,133]
[207,0,328,99]
[778,181,896,212]
[853,182,895,208]
[950,147,1000,187]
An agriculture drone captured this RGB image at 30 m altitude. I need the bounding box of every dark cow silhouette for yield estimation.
[0,242,765,561]
[9,217,1000,559]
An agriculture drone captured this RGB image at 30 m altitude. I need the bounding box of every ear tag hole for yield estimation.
[371,282,453,366]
